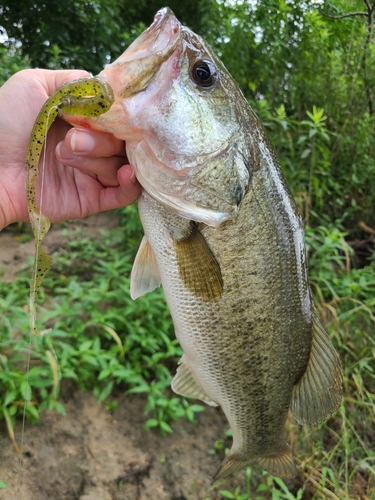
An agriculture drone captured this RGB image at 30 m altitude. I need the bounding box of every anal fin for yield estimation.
[130,236,161,300]
[171,355,217,407]
[290,308,343,425]
[214,453,248,481]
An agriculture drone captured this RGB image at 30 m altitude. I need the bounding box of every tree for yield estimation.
[0,0,218,74]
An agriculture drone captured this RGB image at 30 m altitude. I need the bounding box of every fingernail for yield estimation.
[55,142,62,158]
[56,141,75,160]
[130,167,137,183]
[70,130,95,153]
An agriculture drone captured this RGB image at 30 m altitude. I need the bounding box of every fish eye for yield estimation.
[191,60,218,89]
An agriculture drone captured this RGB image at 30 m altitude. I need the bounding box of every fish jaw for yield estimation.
[63,8,181,137]
[100,7,181,99]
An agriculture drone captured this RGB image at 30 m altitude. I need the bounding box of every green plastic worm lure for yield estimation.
[25,77,114,336]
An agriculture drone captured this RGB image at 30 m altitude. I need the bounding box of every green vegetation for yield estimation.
[0,210,204,438]
[0,0,374,498]
[217,468,305,500]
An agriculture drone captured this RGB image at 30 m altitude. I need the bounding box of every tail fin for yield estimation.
[257,444,297,478]
[214,453,249,481]
[214,444,297,481]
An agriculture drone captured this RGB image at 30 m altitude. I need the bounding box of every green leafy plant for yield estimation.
[0,207,204,441]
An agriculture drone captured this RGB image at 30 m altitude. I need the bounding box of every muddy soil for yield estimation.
[0,385,239,500]
[0,213,248,500]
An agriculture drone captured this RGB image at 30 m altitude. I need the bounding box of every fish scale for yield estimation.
[137,174,308,475]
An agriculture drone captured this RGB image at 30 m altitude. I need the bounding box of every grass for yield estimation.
[0,207,204,438]
[0,207,374,498]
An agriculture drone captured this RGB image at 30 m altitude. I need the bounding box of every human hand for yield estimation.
[0,69,141,231]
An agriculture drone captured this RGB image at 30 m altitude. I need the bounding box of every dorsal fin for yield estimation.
[290,309,343,425]
[130,236,162,299]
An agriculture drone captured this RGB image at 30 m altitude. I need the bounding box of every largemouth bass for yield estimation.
[64,8,342,479]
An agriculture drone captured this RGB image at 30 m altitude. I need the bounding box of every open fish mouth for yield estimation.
[60,7,182,168]
[97,8,181,99]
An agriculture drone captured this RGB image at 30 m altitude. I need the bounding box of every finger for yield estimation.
[98,165,141,211]
[56,141,125,186]
[64,128,126,158]
[41,69,91,96]
[20,69,91,100]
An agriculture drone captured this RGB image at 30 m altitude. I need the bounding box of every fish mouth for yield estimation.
[98,8,181,98]
[61,8,182,159]
[120,8,180,63]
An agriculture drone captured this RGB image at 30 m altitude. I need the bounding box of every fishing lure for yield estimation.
[25,77,114,336]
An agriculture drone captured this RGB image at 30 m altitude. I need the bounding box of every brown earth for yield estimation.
[0,385,238,500]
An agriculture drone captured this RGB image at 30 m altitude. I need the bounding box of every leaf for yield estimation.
[20,380,31,402]
[98,368,112,380]
[45,350,60,400]
[53,401,66,416]
[3,391,18,408]
[145,418,159,429]
[3,408,20,454]
[127,385,150,394]
[25,404,40,422]
[309,128,317,138]
[98,381,114,403]
[219,491,235,499]
[159,420,173,434]
[301,148,311,159]
[96,323,125,358]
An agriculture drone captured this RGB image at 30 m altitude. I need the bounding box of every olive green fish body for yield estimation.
[136,129,313,475]
[66,8,343,478]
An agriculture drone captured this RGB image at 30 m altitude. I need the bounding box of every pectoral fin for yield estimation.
[290,309,343,425]
[171,355,218,407]
[130,236,161,299]
[174,223,223,301]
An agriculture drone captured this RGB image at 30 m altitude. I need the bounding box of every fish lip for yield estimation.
[121,7,180,63]
[106,8,180,65]
[96,8,181,99]
[146,7,179,39]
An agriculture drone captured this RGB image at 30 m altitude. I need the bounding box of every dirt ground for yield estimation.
[0,213,250,500]
[0,212,121,283]
[0,386,238,500]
